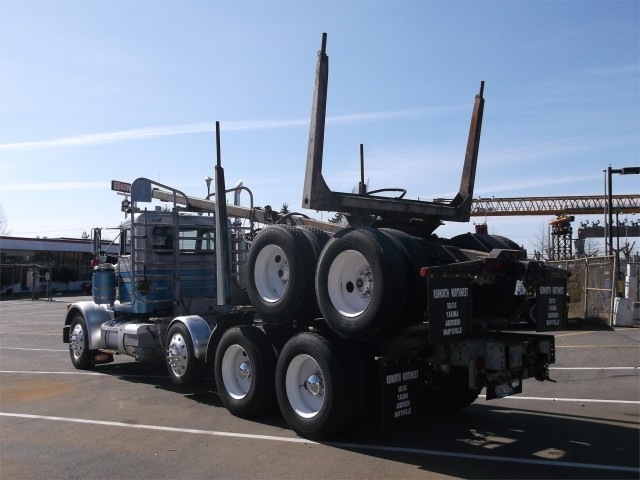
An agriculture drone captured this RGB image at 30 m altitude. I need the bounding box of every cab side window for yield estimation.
[152,226,174,250]
[120,229,132,255]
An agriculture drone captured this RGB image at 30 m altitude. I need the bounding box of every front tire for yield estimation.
[68,314,95,370]
[215,326,277,418]
[166,323,204,387]
[275,333,360,440]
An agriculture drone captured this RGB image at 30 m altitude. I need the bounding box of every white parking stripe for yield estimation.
[550,366,639,370]
[0,370,168,379]
[478,395,639,404]
[0,412,637,473]
[0,347,67,352]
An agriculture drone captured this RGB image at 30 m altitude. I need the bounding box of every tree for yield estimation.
[279,203,290,215]
[0,205,9,236]
[328,212,346,225]
[616,241,636,261]
[531,222,552,261]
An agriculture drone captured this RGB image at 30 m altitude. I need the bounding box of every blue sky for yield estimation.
[0,0,638,255]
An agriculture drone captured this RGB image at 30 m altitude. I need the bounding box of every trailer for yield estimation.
[63,34,570,440]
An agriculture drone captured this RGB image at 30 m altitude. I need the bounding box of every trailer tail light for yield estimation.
[474,356,486,388]
[484,259,506,273]
[488,249,526,260]
[419,267,428,277]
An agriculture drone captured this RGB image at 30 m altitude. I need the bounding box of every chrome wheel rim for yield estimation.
[69,323,85,360]
[167,333,189,378]
[285,354,324,418]
[221,344,252,399]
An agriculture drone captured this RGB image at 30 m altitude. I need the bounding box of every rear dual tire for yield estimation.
[275,332,362,440]
[215,326,277,418]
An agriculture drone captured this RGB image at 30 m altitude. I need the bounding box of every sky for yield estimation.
[0,0,638,256]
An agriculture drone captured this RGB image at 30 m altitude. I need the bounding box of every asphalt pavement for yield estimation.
[1,297,638,479]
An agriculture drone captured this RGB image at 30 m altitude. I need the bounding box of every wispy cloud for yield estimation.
[427,173,604,200]
[584,63,639,77]
[0,107,461,152]
[480,127,639,168]
[474,173,604,196]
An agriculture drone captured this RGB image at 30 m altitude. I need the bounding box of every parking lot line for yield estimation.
[556,345,638,348]
[478,395,639,405]
[0,412,637,474]
[555,331,598,338]
[0,347,66,352]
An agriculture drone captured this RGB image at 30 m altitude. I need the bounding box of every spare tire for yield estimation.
[446,232,523,253]
[315,227,407,340]
[379,228,428,324]
[246,225,316,323]
[296,225,330,258]
[490,234,523,251]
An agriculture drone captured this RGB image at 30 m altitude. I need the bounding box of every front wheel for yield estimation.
[68,314,95,370]
[166,323,204,387]
[275,333,361,440]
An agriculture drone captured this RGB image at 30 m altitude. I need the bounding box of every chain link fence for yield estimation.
[548,256,639,325]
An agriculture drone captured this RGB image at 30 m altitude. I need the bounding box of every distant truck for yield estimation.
[63,34,570,440]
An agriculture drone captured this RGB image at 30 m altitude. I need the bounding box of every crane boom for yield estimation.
[470,194,640,217]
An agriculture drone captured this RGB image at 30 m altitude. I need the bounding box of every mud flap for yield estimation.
[380,359,422,427]
[535,278,567,331]
[93,352,114,365]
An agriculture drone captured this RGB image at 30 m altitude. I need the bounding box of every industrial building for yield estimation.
[0,236,114,298]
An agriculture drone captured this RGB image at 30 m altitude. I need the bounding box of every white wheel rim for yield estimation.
[254,244,289,302]
[221,344,252,399]
[167,333,189,378]
[285,354,324,418]
[327,249,373,317]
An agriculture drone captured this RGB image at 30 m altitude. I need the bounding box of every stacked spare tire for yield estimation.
[247,225,481,341]
[247,225,526,341]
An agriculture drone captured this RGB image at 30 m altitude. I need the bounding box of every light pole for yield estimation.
[607,166,640,255]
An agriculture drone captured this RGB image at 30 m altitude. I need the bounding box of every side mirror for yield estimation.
[91,228,102,258]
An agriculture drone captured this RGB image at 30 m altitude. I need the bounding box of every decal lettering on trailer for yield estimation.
[536,279,567,331]
[428,277,472,344]
[382,362,421,423]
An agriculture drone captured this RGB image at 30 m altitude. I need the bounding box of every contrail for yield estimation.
[0,107,456,152]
